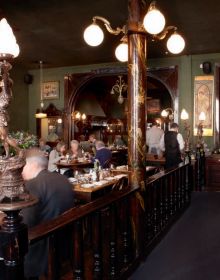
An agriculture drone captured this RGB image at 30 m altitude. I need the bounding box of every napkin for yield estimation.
[81,183,93,188]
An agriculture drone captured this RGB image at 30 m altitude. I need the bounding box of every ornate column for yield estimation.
[127,0,147,257]
[127,0,147,188]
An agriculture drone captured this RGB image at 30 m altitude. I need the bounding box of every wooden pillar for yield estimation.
[127,0,147,257]
[127,0,147,187]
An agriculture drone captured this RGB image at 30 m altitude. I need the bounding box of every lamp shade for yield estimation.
[0,18,20,57]
[143,7,165,35]
[115,42,128,62]
[161,109,169,117]
[83,23,104,46]
[167,32,185,54]
[199,111,206,121]
[181,109,189,120]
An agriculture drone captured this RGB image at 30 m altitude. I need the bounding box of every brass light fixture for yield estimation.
[35,61,47,119]
[83,1,185,62]
[110,75,128,104]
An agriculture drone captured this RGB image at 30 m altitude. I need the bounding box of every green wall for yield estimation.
[9,53,220,151]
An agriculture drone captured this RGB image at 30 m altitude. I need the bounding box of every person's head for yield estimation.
[39,138,46,148]
[170,122,179,132]
[22,148,48,181]
[56,141,66,153]
[89,134,96,143]
[95,140,105,150]
[70,140,79,152]
[78,135,85,142]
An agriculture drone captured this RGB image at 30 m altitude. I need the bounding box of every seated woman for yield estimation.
[48,141,67,172]
[70,140,83,159]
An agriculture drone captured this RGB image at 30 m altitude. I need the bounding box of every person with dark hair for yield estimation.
[159,122,184,169]
[21,148,74,279]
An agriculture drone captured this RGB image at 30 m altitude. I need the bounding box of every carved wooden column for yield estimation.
[127,0,147,257]
[127,0,147,186]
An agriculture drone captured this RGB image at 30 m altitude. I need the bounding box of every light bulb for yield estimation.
[115,43,128,62]
[143,7,165,35]
[161,109,168,117]
[118,95,124,104]
[167,32,185,54]
[83,23,104,46]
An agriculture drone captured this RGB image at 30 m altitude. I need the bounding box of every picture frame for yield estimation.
[193,75,214,136]
[42,81,60,100]
[147,99,161,113]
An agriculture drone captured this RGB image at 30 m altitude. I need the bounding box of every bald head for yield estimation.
[22,148,48,181]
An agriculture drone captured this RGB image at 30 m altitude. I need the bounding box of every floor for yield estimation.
[130,192,220,280]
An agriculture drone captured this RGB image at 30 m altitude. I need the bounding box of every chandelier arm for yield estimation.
[153,25,177,40]
[93,16,126,35]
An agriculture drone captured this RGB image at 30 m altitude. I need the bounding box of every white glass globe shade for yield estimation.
[199,112,206,121]
[143,9,165,35]
[167,33,185,54]
[115,43,128,62]
[83,23,104,46]
[180,109,189,120]
[0,18,20,57]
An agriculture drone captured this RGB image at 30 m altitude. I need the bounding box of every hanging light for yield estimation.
[167,31,185,54]
[143,2,166,35]
[35,61,47,119]
[83,23,104,46]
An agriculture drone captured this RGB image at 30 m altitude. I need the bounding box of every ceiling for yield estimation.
[1,0,220,70]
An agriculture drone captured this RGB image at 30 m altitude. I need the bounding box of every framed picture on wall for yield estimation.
[193,75,214,136]
[42,81,60,100]
[147,99,161,113]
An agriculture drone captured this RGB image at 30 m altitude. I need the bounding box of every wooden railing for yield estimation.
[26,163,192,279]
[0,163,192,280]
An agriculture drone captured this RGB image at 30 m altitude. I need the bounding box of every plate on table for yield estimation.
[81,183,94,188]
[68,177,77,183]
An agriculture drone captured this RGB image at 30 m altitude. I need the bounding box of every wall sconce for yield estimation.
[71,111,87,122]
[110,75,127,104]
[180,109,190,152]
[35,61,47,119]
[197,111,206,148]
[83,1,185,62]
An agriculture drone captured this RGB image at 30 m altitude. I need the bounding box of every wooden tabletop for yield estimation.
[72,174,127,202]
[56,159,93,169]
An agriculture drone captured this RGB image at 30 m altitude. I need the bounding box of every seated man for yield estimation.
[21,148,74,279]
[92,140,112,168]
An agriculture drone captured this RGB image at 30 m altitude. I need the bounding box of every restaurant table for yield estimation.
[72,174,127,203]
[56,159,94,173]
[112,165,159,176]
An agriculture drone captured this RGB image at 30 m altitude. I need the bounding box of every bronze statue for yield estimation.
[0,60,20,158]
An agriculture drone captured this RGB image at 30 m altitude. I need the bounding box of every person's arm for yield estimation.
[159,134,165,151]
[49,150,62,164]
[177,133,185,151]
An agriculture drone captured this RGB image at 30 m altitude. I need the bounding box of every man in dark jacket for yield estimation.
[159,122,185,169]
[21,148,74,279]
[92,140,112,168]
